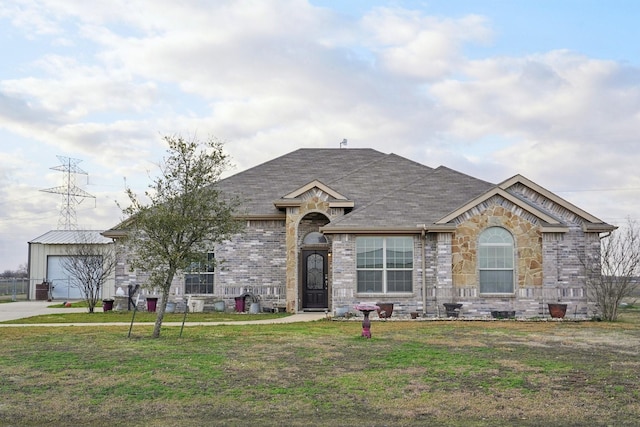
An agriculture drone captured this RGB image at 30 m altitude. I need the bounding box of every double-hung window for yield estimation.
[184,253,214,294]
[356,236,413,293]
[478,227,514,294]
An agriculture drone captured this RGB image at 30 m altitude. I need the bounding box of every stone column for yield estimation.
[285,207,299,312]
[436,232,453,308]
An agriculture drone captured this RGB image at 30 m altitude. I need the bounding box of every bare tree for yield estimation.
[1,264,28,278]
[60,234,117,313]
[121,135,244,338]
[583,218,640,321]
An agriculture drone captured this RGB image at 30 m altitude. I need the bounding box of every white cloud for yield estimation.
[362,8,492,80]
[425,50,640,223]
[1,0,640,270]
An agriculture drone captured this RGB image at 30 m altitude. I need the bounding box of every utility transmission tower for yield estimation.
[40,156,95,230]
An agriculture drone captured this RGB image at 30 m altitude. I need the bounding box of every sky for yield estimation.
[1,0,640,273]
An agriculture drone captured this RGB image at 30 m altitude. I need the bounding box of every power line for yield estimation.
[39,156,95,230]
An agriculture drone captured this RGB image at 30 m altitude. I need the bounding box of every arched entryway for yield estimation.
[299,214,330,311]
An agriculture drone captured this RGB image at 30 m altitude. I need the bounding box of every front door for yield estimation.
[302,250,328,310]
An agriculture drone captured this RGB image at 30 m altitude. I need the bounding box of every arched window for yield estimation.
[303,232,328,245]
[478,227,514,294]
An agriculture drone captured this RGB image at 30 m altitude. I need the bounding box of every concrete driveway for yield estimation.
[0,300,87,322]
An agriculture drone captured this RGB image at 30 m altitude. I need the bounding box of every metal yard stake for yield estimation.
[127,293,143,338]
[179,299,190,338]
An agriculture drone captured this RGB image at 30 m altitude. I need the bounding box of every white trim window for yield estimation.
[478,227,514,294]
[356,236,413,293]
[185,253,214,294]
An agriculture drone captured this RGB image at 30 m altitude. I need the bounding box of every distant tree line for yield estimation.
[0,264,27,278]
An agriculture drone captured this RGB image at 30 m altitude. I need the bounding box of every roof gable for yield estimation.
[435,175,615,232]
[435,187,564,228]
[274,179,355,209]
[282,180,349,200]
[499,175,604,224]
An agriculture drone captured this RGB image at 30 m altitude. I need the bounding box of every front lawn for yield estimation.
[0,309,638,426]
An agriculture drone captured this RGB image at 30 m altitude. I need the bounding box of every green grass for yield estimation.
[0,309,638,426]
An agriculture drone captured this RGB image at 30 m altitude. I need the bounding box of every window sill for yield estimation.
[355,292,415,298]
[479,293,516,298]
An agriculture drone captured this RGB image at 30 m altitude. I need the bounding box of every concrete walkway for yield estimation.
[0,300,327,327]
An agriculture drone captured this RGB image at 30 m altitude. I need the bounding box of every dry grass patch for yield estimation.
[0,311,638,426]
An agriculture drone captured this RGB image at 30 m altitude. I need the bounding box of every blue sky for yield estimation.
[1,0,640,272]
[314,0,640,62]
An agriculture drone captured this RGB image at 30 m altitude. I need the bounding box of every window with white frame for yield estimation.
[356,236,413,293]
[185,253,214,294]
[478,227,514,294]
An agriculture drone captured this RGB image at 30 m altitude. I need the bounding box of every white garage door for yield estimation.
[47,256,84,300]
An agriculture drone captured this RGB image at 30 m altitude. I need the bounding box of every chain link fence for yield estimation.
[0,278,28,301]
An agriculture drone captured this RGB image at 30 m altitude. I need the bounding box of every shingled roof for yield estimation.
[216,148,388,217]
[324,165,495,231]
[106,148,614,236]
[216,148,495,229]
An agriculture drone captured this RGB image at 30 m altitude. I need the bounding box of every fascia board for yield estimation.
[582,223,618,233]
[273,199,354,208]
[101,229,129,239]
[320,226,425,234]
[236,214,287,221]
[499,174,604,224]
[273,200,302,208]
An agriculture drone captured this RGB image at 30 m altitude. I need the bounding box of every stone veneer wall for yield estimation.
[452,202,543,288]
[111,182,604,319]
[509,183,603,318]
[541,226,601,318]
[423,233,438,315]
[506,182,603,317]
[113,239,139,291]
[113,239,184,299]
[214,220,287,304]
[112,222,287,310]
[444,192,600,319]
[330,234,356,309]
[284,190,343,312]
[449,198,544,317]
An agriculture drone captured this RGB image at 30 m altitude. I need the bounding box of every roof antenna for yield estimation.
[339,138,347,148]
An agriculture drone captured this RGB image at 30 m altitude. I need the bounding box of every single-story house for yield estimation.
[104,148,615,318]
[27,230,116,300]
